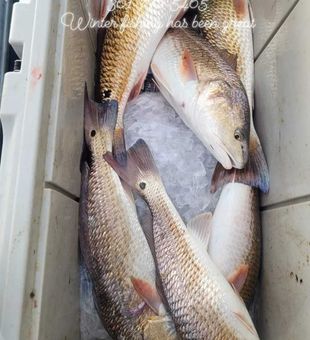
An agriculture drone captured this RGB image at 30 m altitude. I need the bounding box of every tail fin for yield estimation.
[99,0,113,21]
[98,99,118,151]
[84,83,118,151]
[211,129,269,193]
[104,139,161,191]
[113,126,127,166]
[88,0,112,21]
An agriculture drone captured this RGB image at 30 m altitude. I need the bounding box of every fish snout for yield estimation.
[210,136,249,170]
[230,141,249,169]
[209,141,233,170]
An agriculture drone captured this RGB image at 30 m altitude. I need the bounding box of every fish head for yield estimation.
[104,139,163,199]
[198,79,250,170]
[84,84,118,152]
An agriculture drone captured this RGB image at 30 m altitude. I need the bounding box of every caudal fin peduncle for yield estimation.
[211,129,269,193]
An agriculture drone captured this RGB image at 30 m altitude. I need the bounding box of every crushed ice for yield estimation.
[125,92,220,223]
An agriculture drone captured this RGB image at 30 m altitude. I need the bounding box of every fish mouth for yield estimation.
[210,135,244,170]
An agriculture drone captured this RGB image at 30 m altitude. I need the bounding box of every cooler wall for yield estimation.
[253,0,310,338]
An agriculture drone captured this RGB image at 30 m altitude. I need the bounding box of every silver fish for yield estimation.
[198,0,269,192]
[151,28,250,170]
[206,183,261,305]
[79,87,176,339]
[104,139,259,340]
[99,0,190,164]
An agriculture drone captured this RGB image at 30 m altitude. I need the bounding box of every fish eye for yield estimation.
[234,129,243,141]
[91,130,96,137]
[139,182,146,190]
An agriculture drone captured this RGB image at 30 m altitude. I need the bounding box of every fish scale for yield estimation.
[198,0,254,109]
[199,0,264,304]
[99,0,189,129]
[104,140,260,339]
[87,158,152,337]
[80,97,176,339]
[152,28,250,170]
[199,0,269,193]
[208,183,261,305]
[148,188,249,339]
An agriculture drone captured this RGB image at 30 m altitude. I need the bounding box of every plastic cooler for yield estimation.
[0,0,309,339]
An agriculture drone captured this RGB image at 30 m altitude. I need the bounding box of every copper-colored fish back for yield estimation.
[198,0,252,96]
[99,0,151,108]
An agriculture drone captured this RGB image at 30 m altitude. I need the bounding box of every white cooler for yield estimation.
[0,0,309,339]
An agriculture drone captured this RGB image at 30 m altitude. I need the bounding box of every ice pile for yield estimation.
[125,92,220,223]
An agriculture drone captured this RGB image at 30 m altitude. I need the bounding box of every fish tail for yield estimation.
[84,83,118,149]
[211,128,269,193]
[99,0,110,21]
[104,139,161,190]
[88,0,110,21]
[98,100,118,146]
[113,126,127,166]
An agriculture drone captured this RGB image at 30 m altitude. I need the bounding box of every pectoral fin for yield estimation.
[180,49,198,82]
[131,277,164,316]
[228,264,249,293]
[129,70,148,101]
